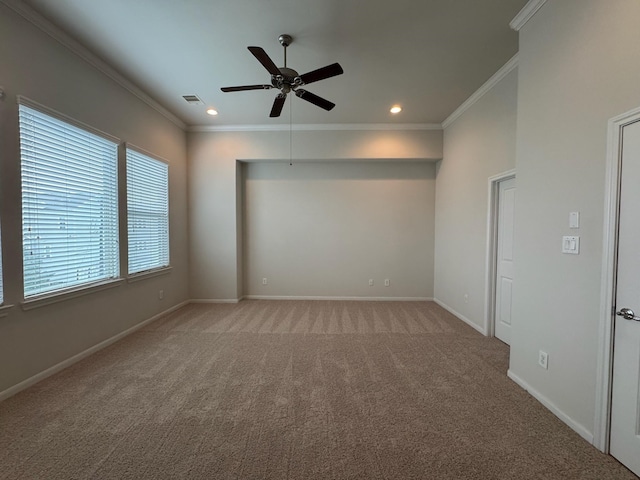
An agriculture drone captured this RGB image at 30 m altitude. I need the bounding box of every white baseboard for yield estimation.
[242,295,433,302]
[0,300,189,402]
[507,369,594,444]
[432,298,487,335]
[190,298,242,304]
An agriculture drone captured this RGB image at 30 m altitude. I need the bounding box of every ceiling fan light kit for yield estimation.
[221,34,343,118]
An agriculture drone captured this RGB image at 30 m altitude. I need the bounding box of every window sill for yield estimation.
[21,278,125,311]
[127,266,172,283]
[0,304,15,318]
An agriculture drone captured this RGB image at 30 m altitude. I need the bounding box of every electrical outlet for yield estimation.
[158,290,164,300]
[262,278,268,285]
[369,279,374,286]
[538,350,549,369]
[464,293,469,304]
[384,279,390,287]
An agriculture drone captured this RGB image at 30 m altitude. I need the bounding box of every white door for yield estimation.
[611,118,640,476]
[494,178,516,345]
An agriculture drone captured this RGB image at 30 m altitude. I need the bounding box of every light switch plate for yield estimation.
[562,235,580,254]
[569,211,580,229]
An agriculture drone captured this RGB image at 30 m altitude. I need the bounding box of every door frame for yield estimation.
[484,169,516,337]
[595,106,640,452]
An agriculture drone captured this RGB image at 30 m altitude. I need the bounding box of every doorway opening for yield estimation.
[595,106,640,469]
[485,170,516,343]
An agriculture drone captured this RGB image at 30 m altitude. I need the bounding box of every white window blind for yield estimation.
[19,101,119,298]
[126,147,169,275]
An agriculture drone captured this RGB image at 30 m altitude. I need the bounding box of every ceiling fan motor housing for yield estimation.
[271,67,303,93]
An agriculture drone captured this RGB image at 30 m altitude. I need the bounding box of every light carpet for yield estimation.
[0,300,635,479]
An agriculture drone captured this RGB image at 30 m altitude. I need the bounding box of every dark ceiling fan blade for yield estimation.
[269,93,287,117]
[248,46,281,76]
[221,84,273,92]
[299,63,343,85]
[294,89,335,111]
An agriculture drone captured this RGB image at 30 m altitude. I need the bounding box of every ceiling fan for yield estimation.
[221,34,344,118]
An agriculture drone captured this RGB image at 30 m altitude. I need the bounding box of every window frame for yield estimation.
[17,96,123,309]
[125,144,170,280]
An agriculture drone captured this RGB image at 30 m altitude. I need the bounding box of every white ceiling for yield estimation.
[21,0,528,127]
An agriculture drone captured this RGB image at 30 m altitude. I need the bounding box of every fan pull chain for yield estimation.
[289,97,293,166]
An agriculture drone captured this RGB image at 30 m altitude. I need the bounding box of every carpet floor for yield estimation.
[0,300,636,479]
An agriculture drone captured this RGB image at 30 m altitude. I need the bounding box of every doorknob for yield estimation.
[616,308,640,321]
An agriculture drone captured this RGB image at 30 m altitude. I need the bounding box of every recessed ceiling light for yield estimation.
[390,105,402,114]
[206,108,218,116]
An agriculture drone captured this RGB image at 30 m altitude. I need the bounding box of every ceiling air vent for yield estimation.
[182,95,204,105]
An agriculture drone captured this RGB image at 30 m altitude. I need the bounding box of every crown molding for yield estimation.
[510,0,548,31]
[189,123,443,133]
[441,54,518,130]
[1,0,187,130]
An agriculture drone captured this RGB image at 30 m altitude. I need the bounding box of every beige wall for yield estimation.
[188,129,442,300]
[0,5,189,395]
[243,161,435,299]
[434,68,518,331]
[510,0,640,440]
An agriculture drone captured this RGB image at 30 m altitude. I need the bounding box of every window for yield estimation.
[18,99,119,298]
[126,147,169,275]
